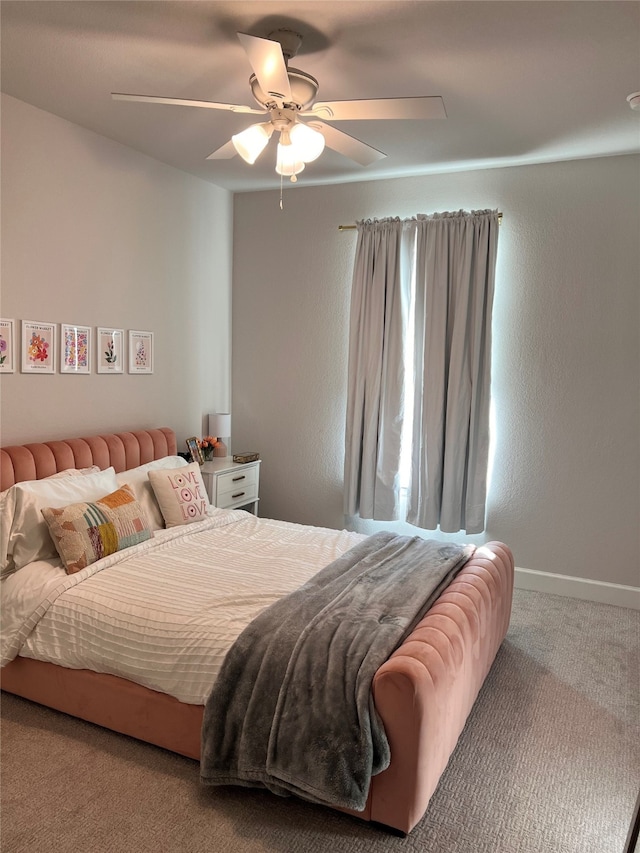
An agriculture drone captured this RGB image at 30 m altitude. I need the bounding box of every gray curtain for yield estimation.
[343,210,500,534]
[343,218,410,519]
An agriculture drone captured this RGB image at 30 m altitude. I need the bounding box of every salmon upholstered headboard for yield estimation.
[0,428,177,492]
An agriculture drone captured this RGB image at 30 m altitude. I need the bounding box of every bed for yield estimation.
[0,427,514,835]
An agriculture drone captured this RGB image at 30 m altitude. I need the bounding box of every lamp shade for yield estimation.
[232,124,272,164]
[289,122,325,162]
[208,413,231,438]
[275,142,305,177]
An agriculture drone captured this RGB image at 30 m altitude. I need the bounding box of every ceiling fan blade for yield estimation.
[237,32,292,103]
[302,96,446,122]
[206,140,238,160]
[112,93,265,114]
[307,121,386,167]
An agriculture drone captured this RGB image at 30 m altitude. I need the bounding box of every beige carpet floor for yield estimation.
[1,588,638,853]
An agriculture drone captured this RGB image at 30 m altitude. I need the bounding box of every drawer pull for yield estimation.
[232,491,246,499]
[232,475,246,482]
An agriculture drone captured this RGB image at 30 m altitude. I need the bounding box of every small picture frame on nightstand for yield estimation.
[186,437,203,465]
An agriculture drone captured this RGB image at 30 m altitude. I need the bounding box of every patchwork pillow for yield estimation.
[0,467,120,576]
[41,484,152,574]
[115,456,189,531]
[148,462,209,527]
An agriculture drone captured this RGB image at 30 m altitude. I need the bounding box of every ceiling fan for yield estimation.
[112,28,446,182]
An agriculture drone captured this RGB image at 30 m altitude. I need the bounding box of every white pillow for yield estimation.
[148,462,209,527]
[46,466,102,479]
[0,467,119,576]
[115,456,189,531]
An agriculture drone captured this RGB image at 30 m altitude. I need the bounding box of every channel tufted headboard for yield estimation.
[0,428,177,491]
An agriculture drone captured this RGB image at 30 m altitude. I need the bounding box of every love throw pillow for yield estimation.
[148,462,209,527]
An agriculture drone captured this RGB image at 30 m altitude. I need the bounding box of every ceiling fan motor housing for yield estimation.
[267,28,303,60]
[249,68,319,111]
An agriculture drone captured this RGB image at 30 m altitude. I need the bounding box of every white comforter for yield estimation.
[1,508,364,704]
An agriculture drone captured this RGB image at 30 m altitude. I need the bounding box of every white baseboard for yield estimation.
[515,566,640,610]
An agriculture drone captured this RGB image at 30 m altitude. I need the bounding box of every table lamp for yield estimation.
[208,413,231,457]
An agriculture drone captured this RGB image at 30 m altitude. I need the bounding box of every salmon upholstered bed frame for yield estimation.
[0,428,514,835]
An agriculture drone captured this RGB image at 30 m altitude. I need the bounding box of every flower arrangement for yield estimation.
[104,338,117,364]
[134,340,147,367]
[28,332,50,363]
[198,436,222,461]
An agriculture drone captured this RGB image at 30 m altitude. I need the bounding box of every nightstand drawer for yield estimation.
[216,465,258,497]
[216,481,259,510]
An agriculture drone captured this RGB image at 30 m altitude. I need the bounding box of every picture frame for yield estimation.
[97,327,124,374]
[0,319,15,373]
[21,320,56,374]
[186,437,204,465]
[60,323,91,374]
[128,330,153,374]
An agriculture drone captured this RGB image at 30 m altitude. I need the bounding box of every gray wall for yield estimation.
[2,93,638,595]
[231,154,640,591]
[1,94,233,449]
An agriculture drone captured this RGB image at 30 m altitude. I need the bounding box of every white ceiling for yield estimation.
[2,1,639,193]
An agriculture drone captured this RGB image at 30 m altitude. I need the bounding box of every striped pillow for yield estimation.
[41,484,152,574]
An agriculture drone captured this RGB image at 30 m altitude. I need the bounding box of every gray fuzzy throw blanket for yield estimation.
[200,532,473,811]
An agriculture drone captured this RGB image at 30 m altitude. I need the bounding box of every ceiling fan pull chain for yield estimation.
[280,173,284,209]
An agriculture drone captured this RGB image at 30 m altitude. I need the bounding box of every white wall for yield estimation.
[232,154,640,593]
[0,94,233,449]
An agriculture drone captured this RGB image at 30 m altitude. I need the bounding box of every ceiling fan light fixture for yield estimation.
[232,122,273,164]
[275,141,305,179]
[289,122,326,162]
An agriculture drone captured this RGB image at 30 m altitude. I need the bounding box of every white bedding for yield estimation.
[1,507,364,704]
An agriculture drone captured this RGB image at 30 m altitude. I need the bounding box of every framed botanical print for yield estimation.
[97,327,124,373]
[21,320,56,373]
[128,330,153,374]
[0,319,15,373]
[60,323,91,374]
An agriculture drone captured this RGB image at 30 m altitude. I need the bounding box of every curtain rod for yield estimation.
[338,212,503,231]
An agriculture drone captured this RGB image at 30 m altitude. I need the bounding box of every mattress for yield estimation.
[2,507,364,704]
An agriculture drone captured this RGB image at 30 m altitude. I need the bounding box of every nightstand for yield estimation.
[200,458,260,514]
